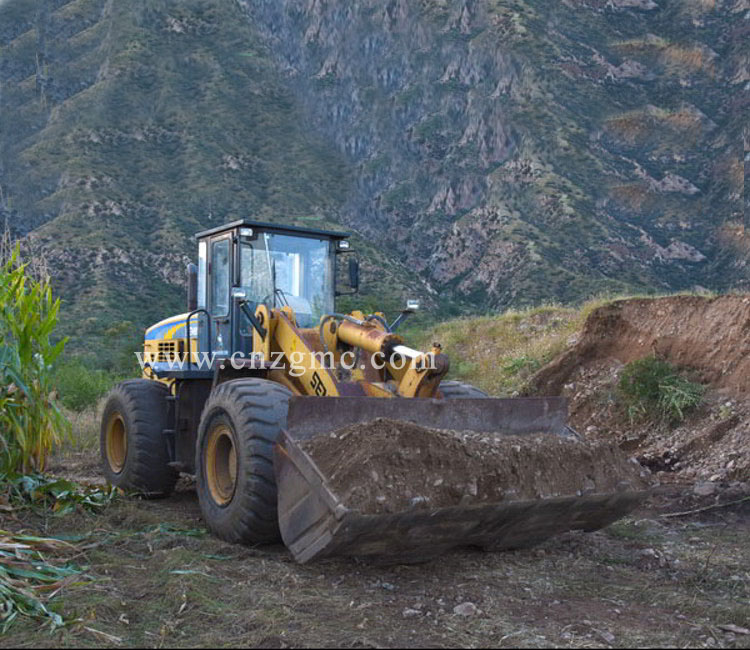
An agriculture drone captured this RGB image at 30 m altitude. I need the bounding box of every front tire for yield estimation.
[100,379,178,496]
[196,379,292,545]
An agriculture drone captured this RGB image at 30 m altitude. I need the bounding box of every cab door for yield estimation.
[208,235,232,358]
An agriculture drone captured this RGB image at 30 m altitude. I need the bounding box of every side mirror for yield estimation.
[348,258,360,292]
[187,263,198,312]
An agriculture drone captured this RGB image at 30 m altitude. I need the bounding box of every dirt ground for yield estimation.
[3,475,749,648]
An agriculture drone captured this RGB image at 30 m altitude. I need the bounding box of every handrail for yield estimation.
[185,309,212,371]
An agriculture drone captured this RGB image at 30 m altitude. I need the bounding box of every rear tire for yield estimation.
[100,379,178,496]
[438,380,488,399]
[196,378,292,545]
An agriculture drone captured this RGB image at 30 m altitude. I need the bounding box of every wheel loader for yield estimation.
[100,219,648,564]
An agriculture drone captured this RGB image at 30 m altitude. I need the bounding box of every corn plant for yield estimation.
[0,244,69,474]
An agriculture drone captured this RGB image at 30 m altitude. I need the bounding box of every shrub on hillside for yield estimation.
[52,359,116,412]
[619,356,704,424]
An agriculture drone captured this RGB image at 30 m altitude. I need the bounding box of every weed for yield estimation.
[619,356,704,424]
[503,355,542,376]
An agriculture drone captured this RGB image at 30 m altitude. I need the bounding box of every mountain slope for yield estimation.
[0,0,746,346]
[245,0,747,306]
[0,0,426,346]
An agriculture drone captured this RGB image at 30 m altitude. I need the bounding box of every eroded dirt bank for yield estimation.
[530,295,750,488]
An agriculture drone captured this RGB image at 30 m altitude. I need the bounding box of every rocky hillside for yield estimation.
[0,0,746,343]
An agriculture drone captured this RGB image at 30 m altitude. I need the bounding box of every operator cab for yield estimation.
[193,219,355,358]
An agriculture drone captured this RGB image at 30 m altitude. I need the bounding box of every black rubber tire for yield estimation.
[100,379,178,496]
[438,380,488,399]
[195,378,292,545]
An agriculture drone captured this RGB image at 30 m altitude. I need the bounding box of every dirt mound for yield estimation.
[528,295,750,486]
[301,418,647,515]
[532,295,750,398]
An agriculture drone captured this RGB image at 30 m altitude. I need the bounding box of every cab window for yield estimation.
[210,239,230,317]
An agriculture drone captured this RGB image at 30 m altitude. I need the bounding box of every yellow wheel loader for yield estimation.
[100,220,648,564]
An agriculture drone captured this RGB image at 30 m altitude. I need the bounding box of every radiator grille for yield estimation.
[157,341,177,363]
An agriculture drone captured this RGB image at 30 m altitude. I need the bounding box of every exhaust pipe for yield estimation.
[187,263,198,312]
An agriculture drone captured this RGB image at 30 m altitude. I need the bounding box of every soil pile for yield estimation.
[301,418,648,515]
[528,295,750,487]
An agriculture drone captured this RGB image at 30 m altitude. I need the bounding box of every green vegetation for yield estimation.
[52,358,123,413]
[1,472,117,516]
[618,356,705,424]
[0,245,69,474]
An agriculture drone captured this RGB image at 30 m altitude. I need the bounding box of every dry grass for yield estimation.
[612,38,715,78]
[660,44,716,77]
[411,301,601,396]
[59,402,104,457]
[609,183,657,213]
[604,113,651,146]
[604,107,704,149]
[717,221,749,254]
[726,158,744,195]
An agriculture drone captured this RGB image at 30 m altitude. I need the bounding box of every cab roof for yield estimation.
[195,219,350,241]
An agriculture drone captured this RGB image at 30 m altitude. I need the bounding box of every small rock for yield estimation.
[380,582,395,591]
[433,478,444,487]
[453,602,479,617]
[597,630,616,645]
[693,482,716,497]
[402,608,421,618]
[718,624,750,635]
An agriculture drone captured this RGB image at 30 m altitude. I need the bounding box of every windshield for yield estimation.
[240,232,334,329]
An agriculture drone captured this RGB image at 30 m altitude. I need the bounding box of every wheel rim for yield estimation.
[205,423,237,506]
[106,412,127,474]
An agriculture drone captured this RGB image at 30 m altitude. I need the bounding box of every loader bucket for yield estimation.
[275,397,649,564]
